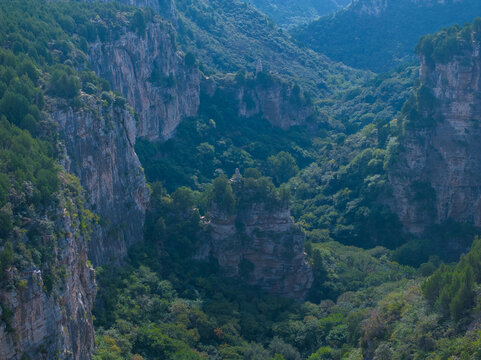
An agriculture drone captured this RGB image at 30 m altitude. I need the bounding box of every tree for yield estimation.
[48,69,80,99]
[131,10,146,35]
[307,347,333,360]
[244,168,262,179]
[212,175,236,214]
[449,269,475,321]
[133,325,176,359]
[0,212,12,239]
[267,152,298,186]
[185,52,196,67]
[268,337,301,360]
[172,186,194,213]
[35,168,59,204]
[0,173,10,207]
[1,241,13,271]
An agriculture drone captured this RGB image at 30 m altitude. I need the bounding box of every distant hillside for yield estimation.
[292,0,481,72]
[241,0,351,29]
[174,0,369,97]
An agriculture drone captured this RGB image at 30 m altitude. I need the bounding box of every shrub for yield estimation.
[185,52,196,67]
[48,69,80,98]
[211,175,236,214]
[267,151,299,186]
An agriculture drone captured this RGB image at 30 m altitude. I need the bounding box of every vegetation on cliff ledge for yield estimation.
[2,1,481,359]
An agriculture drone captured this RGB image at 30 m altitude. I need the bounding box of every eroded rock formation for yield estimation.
[89,21,201,140]
[388,30,481,234]
[0,177,95,360]
[0,95,150,358]
[197,200,313,300]
[84,0,176,18]
[52,96,149,266]
[202,75,315,129]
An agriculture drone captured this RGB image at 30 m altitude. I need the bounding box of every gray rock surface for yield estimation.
[0,179,95,360]
[89,21,201,140]
[388,32,481,233]
[197,202,313,300]
[52,96,149,266]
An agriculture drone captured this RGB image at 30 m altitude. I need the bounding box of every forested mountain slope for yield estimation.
[1,0,481,359]
[293,0,481,72]
[241,0,351,29]
[173,0,369,96]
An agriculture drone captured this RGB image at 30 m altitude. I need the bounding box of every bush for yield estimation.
[211,175,236,214]
[48,68,80,98]
[267,151,299,186]
[422,237,481,321]
[131,10,147,36]
[185,52,196,67]
[1,242,13,270]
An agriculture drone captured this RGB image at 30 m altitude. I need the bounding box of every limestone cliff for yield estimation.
[89,21,201,140]
[388,26,481,234]
[202,74,314,129]
[83,0,176,17]
[196,179,313,300]
[0,48,151,360]
[0,175,95,360]
[51,95,149,266]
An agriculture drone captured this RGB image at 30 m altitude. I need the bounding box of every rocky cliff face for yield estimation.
[84,0,176,17]
[350,0,388,16]
[388,30,481,234]
[0,176,95,360]
[51,96,149,266]
[1,51,153,360]
[202,75,314,129]
[237,82,314,130]
[197,201,313,300]
[89,21,201,140]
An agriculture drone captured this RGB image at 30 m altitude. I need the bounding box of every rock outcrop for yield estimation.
[84,0,176,18]
[51,96,149,266]
[202,74,314,129]
[197,198,313,300]
[1,48,154,360]
[0,176,95,360]
[388,26,481,234]
[89,21,201,140]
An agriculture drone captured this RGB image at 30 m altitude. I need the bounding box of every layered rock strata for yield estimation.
[52,96,149,266]
[202,75,315,129]
[89,22,201,140]
[197,202,313,300]
[0,178,95,360]
[388,30,481,233]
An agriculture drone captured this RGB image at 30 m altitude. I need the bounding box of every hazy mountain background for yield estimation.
[241,0,352,29]
[293,0,481,72]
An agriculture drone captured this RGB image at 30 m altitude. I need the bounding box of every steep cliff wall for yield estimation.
[202,75,314,129]
[1,93,151,357]
[388,26,481,234]
[83,0,176,17]
[237,82,314,130]
[51,95,149,266]
[89,21,201,140]
[0,175,95,360]
[197,197,313,300]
